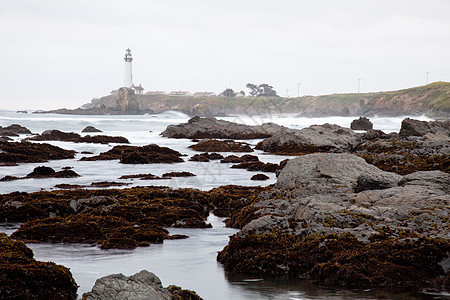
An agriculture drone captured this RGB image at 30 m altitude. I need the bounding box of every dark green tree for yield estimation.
[221,88,236,97]
[246,83,278,97]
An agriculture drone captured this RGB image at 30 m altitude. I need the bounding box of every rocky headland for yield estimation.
[36,82,450,118]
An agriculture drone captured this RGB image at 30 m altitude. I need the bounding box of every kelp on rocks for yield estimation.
[0,232,78,299]
[1,187,213,249]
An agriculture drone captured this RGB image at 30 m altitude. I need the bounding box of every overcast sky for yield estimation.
[1,0,450,110]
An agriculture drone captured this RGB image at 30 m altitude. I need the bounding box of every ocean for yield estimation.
[0,110,435,299]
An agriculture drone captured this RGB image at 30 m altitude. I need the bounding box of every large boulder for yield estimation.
[350,117,373,130]
[161,116,285,139]
[255,124,361,154]
[399,118,450,137]
[82,270,172,300]
[275,153,402,192]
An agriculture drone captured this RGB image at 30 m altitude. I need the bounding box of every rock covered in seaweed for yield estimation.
[189,139,253,152]
[0,232,78,300]
[2,187,213,249]
[80,144,184,164]
[161,116,284,139]
[216,153,450,288]
[28,129,129,144]
[0,141,75,163]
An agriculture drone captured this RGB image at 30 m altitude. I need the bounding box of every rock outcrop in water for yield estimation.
[216,153,450,287]
[0,141,76,164]
[1,187,212,250]
[28,129,129,144]
[0,233,78,300]
[80,144,184,164]
[255,124,361,154]
[350,117,373,130]
[189,139,253,153]
[82,270,202,300]
[161,116,285,139]
[0,124,32,136]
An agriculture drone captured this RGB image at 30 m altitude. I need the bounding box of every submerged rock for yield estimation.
[161,116,284,139]
[250,174,270,181]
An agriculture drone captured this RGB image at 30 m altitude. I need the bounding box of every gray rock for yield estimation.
[161,116,285,139]
[276,153,401,192]
[256,123,362,153]
[83,270,172,300]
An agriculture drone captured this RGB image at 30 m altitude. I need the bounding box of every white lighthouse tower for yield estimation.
[124,48,133,88]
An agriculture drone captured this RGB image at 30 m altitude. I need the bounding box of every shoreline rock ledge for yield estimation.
[161,116,285,139]
[217,153,450,288]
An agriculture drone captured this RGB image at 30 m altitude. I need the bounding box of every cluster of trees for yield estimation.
[246,83,278,97]
[220,83,278,97]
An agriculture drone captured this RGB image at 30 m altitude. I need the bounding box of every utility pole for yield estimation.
[426,72,429,84]
[297,83,301,97]
[286,89,289,98]
[358,78,361,93]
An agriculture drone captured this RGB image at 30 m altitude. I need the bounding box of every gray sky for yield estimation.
[1,0,450,110]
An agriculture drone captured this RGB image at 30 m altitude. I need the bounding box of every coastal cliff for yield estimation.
[40,82,450,118]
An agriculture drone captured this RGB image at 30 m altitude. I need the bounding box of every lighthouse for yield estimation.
[124,48,133,88]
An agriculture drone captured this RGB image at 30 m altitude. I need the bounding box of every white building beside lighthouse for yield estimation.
[124,48,133,88]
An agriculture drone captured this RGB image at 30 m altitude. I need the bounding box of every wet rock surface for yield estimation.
[0,141,75,163]
[188,152,224,162]
[161,116,285,139]
[0,232,78,300]
[189,139,253,152]
[1,187,213,249]
[256,119,450,175]
[350,116,373,130]
[1,166,80,181]
[0,124,32,136]
[28,129,129,144]
[216,153,450,288]
[80,144,184,164]
[82,126,102,133]
[82,270,202,300]
[255,123,361,154]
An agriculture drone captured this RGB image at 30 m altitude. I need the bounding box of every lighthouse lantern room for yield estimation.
[124,48,133,88]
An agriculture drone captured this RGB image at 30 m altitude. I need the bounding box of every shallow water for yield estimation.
[0,110,438,299]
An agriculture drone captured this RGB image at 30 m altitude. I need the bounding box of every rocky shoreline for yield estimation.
[35,82,450,118]
[0,116,449,298]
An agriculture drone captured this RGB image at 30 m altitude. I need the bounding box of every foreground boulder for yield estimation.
[255,124,361,154]
[82,270,202,300]
[0,233,78,300]
[217,153,450,288]
[161,116,284,139]
[82,270,201,300]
